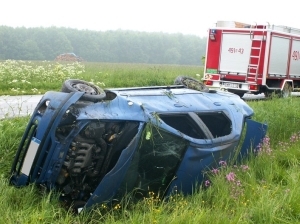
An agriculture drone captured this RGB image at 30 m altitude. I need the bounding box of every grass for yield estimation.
[247,97,300,144]
[0,60,203,95]
[1,60,300,223]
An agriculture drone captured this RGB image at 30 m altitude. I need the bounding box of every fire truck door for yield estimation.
[268,36,290,77]
[289,39,300,78]
[219,33,252,75]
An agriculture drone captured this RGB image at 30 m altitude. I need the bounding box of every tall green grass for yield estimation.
[248,97,300,144]
[0,60,202,95]
[1,61,300,223]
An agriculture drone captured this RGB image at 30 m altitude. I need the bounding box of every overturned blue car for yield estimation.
[10,77,267,213]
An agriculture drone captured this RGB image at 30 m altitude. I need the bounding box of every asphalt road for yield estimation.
[0,95,43,119]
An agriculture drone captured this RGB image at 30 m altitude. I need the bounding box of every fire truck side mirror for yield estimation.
[209,29,216,41]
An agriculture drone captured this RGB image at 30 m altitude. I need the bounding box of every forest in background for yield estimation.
[0,26,207,65]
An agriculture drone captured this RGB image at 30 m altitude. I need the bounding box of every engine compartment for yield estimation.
[55,120,139,208]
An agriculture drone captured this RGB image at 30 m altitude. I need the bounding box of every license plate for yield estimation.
[223,83,239,88]
[21,137,40,176]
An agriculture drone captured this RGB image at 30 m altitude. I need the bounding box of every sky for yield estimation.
[0,0,299,38]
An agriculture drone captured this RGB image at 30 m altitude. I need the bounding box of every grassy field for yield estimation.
[0,60,203,95]
[1,61,300,223]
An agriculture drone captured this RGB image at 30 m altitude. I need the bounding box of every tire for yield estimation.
[174,76,209,92]
[61,79,106,102]
[281,83,292,98]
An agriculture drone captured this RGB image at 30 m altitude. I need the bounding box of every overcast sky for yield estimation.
[0,0,298,37]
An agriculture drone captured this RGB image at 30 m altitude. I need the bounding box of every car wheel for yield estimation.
[174,76,209,92]
[61,79,106,102]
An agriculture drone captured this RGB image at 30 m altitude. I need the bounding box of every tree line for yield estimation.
[0,26,207,65]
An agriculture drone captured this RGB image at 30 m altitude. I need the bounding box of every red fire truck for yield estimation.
[202,21,300,97]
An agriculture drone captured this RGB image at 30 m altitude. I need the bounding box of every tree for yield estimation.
[164,48,181,64]
[0,26,207,65]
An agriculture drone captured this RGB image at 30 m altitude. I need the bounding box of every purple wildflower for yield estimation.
[211,168,219,175]
[290,134,299,143]
[204,180,211,187]
[240,165,249,171]
[226,172,235,182]
[219,160,227,167]
[256,135,272,155]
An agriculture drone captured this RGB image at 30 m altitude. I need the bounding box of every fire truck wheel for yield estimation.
[281,83,292,98]
[61,79,106,102]
[174,76,209,92]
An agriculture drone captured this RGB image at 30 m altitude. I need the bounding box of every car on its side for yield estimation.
[10,76,267,213]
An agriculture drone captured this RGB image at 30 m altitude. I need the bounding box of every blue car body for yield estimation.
[10,84,267,212]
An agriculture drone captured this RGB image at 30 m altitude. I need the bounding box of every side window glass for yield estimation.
[197,112,232,138]
[159,114,207,139]
[159,112,232,139]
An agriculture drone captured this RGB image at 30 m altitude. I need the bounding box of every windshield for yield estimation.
[116,124,189,200]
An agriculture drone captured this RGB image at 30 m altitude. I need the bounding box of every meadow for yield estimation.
[0,60,202,95]
[1,60,300,223]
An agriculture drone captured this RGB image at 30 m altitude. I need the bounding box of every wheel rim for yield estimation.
[72,83,97,95]
[282,84,291,98]
[282,89,289,98]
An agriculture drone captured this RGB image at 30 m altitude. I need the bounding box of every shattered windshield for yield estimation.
[116,124,189,200]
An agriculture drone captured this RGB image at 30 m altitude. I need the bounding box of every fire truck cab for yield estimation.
[202,21,300,97]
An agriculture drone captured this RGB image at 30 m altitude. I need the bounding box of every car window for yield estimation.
[159,112,232,139]
[159,113,208,139]
[197,112,232,138]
